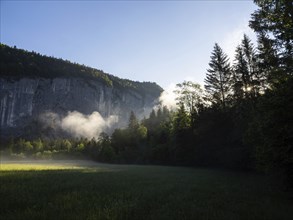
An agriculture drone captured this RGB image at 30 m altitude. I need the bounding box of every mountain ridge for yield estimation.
[0,44,162,138]
[0,43,163,97]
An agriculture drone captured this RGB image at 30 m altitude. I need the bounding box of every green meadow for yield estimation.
[1,160,292,220]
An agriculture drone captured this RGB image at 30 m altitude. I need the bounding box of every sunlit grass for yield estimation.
[0,160,118,173]
[0,163,81,171]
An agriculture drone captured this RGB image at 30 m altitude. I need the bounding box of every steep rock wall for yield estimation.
[0,77,159,136]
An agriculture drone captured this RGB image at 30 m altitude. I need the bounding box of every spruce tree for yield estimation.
[256,32,279,86]
[232,45,247,100]
[204,43,232,109]
[128,111,139,130]
[233,35,261,99]
[249,0,293,80]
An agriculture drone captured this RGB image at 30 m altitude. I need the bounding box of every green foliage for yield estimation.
[141,107,171,163]
[174,81,206,114]
[0,43,163,95]
[137,125,147,139]
[97,132,115,162]
[110,112,148,163]
[14,139,26,153]
[77,143,85,152]
[128,111,139,131]
[23,141,33,155]
[32,139,43,152]
[173,103,190,131]
[61,139,72,152]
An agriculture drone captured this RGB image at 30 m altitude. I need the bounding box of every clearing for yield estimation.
[0,160,292,220]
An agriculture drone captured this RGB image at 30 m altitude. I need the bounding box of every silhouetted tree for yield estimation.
[256,32,278,87]
[205,43,232,109]
[233,35,261,99]
[249,0,293,82]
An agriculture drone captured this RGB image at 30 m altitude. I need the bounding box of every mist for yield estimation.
[61,111,118,139]
[159,83,178,110]
[41,111,118,139]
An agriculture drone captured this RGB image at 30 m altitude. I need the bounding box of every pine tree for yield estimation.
[249,0,293,80]
[232,45,247,100]
[173,103,190,131]
[248,0,293,186]
[204,43,232,109]
[233,35,261,99]
[128,111,139,130]
[256,32,279,86]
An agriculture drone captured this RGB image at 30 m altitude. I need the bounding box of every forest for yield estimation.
[1,0,293,188]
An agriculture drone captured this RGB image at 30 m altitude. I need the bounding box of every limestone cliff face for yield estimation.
[0,77,159,136]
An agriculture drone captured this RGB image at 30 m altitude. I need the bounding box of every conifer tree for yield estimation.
[250,0,293,80]
[233,35,261,99]
[173,103,190,131]
[128,111,139,130]
[204,43,232,109]
[232,46,246,100]
[256,32,279,86]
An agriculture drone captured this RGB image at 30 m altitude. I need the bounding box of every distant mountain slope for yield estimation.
[0,44,162,138]
[0,44,162,98]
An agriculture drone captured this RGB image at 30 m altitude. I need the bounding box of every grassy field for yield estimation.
[0,160,292,220]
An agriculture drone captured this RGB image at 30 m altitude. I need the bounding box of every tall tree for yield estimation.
[249,0,293,81]
[232,46,247,100]
[205,43,232,109]
[233,34,261,99]
[256,32,279,86]
[248,0,293,186]
[128,111,139,130]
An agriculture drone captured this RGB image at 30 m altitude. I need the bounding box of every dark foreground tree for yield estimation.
[245,78,293,186]
[250,0,293,82]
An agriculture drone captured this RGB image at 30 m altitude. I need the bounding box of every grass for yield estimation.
[0,160,292,220]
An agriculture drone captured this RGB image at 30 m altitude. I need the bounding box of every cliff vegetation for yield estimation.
[0,43,162,97]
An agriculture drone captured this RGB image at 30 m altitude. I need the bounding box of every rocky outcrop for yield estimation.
[0,77,160,137]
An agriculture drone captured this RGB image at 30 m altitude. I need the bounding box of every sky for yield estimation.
[0,0,257,89]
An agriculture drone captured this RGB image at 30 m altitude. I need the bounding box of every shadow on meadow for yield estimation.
[1,164,293,220]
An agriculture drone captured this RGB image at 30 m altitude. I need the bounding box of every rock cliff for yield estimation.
[0,77,160,137]
[0,44,162,138]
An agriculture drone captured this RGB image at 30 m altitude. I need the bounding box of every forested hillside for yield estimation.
[0,43,162,97]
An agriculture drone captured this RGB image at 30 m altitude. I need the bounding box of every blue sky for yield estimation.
[1,0,257,88]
